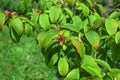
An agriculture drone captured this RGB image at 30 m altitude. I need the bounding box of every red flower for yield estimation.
[5,11,16,17]
[56,33,64,45]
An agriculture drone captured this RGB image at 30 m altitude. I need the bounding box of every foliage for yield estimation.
[0,0,120,79]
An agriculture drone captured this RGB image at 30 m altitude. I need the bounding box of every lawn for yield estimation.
[0,27,58,80]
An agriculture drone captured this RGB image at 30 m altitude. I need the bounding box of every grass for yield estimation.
[0,27,58,80]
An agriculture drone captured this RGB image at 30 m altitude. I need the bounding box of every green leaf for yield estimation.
[24,23,33,36]
[48,53,59,67]
[80,3,89,16]
[58,14,66,25]
[81,55,101,77]
[20,17,39,30]
[65,68,79,80]
[85,30,100,48]
[39,14,50,30]
[63,23,79,32]
[37,30,58,48]
[83,19,89,32]
[59,30,70,38]
[72,16,82,30]
[115,31,120,44]
[49,6,61,23]
[92,17,105,28]
[10,18,23,36]
[112,43,120,61]
[107,69,120,80]
[23,0,28,9]
[10,28,20,42]
[96,4,106,13]
[89,14,97,24]
[63,8,73,17]
[0,12,6,30]
[71,37,85,58]
[58,56,69,76]
[31,13,39,23]
[105,18,118,35]
[95,59,111,71]
[109,11,120,19]
[86,0,92,8]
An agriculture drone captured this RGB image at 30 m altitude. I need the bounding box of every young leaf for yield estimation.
[65,68,79,80]
[95,59,111,71]
[58,56,69,76]
[85,30,100,48]
[49,6,61,23]
[39,14,50,30]
[48,53,59,67]
[81,55,101,77]
[80,3,89,16]
[24,23,33,36]
[9,18,23,36]
[71,37,85,58]
[0,12,6,30]
[115,31,120,44]
[105,18,118,35]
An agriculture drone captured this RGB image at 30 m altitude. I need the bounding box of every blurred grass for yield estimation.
[0,27,58,80]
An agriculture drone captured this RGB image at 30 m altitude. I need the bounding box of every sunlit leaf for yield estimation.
[72,16,82,30]
[31,13,39,23]
[109,11,120,19]
[80,3,89,16]
[39,14,50,30]
[24,23,33,36]
[105,18,118,35]
[58,56,69,76]
[65,68,79,80]
[81,55,101,77]
[85,30,100,48]
[49,6,61,23]
[48,53,59,67]
[115,31,120,44]
[10,18,23,36]
[71,37,85,58]
[107,69,120,80]
[63,23,79,32]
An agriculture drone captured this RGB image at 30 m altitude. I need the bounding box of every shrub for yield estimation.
[0,0,120,79]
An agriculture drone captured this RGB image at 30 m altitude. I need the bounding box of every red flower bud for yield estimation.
[5,11,16,17]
